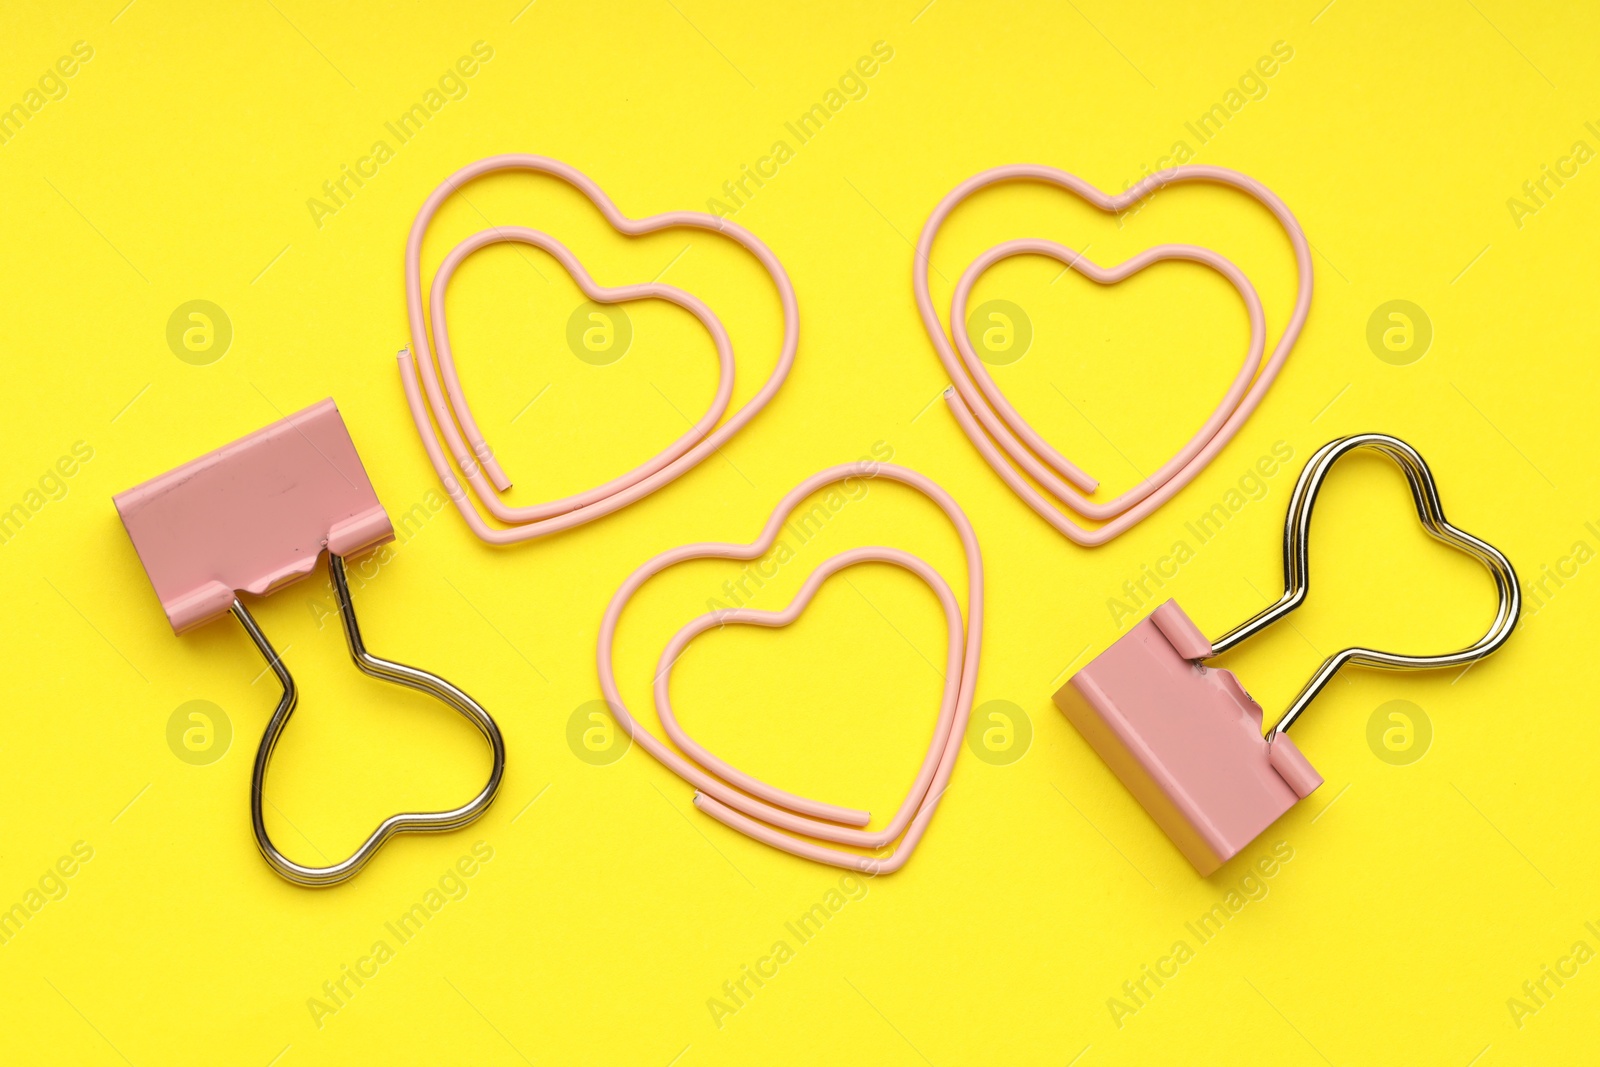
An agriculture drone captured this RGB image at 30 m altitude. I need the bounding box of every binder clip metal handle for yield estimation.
[1207,432,1521,733]
[234,554,506,887]
[1056,432,1520,874]
[115,400,506,887]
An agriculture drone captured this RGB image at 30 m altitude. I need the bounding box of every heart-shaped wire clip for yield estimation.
[1207,433,1520,733]
[596,462,983,874]
[915,163,1313,546]
[399,154,797,544]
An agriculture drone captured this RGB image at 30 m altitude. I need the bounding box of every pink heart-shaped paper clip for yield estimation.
[596,462,984,874]
[399,154,797,544]
[915,164,1314,546]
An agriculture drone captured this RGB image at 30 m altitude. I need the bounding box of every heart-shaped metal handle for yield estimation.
[234,554,506,887]
[1208,433,1520,733]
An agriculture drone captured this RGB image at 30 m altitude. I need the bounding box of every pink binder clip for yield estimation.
[115,399,505,887]
[1054,434,1520,874]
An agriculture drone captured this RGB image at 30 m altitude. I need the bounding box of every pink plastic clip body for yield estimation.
[1054,600,1321,875]
[114,399,394,632]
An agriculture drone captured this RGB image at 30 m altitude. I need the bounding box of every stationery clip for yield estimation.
[596,462,984,874]
[915,163,1314,546]
[1053,433,1519,874]
[114,399,506,887]
[398,154,798,544]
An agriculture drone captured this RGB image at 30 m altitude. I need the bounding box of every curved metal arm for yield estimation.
[1208,433,1520,734]
[231,553,506,887]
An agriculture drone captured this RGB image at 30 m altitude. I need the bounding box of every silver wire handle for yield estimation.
[230,553,507,887]
[1208,433,1520,735]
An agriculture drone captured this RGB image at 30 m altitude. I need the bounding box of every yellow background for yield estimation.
[3,1,1597,1063]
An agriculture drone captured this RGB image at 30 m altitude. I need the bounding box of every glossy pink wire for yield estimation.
[914,164,1314,546]
[596,463,984,874]
[398,154,798,544]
